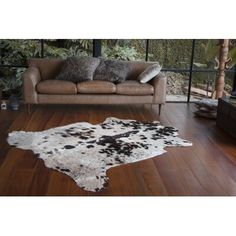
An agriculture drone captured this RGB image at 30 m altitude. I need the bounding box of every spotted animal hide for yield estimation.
[7,117,192,192]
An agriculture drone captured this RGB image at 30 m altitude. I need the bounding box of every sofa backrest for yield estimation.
[125,61,157,80]
[27,58,65,80]
[27,58,158,81]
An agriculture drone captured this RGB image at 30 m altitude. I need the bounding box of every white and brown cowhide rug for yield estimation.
[7,117,192,192]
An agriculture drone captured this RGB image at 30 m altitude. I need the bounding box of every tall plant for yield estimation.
[194,40,236,69]
[0,40,41,65]
[193,40,236,95]
[0,68,25,98]
[102,45,142,61]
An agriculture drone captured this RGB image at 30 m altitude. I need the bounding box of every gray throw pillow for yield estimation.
[138,63,162,83]
[93,59,131,84]
[56,56,101,83]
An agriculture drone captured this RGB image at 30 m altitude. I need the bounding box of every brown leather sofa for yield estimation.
[22,58,167,113]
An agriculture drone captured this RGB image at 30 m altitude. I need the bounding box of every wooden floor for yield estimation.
[0,103,236,196]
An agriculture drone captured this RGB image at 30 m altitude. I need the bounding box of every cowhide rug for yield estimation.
[7,117,192,192]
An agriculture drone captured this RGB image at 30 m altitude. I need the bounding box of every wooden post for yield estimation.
[215,39,230,99]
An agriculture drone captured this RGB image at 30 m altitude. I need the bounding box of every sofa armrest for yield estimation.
[150,72,167,104]
[22,67,41,104]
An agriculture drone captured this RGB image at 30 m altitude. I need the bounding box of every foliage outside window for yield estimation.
[43,39,93,58]
[190,40,236,101]
[0,39,236,101]
[101,39,146,61]
[149,39,192,69]
[0,39,41,65]
[0,39,93,99]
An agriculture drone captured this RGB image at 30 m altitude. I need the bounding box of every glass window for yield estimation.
[101,39,146,61]
[190,70,235,101]
[43,39,93,58]
[148,40,192,69]
[225,70,235,95]
[193,39,219,70]
[0,39,41,66]
[190,71,217,101]
[0,67,25,99]
[165,71,189,102]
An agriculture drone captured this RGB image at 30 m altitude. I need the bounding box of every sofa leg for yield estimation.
[159,104,162,115]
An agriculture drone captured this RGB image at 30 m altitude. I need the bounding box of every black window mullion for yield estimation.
[145,39,149,61]
[93,39,101,57]
[232,65,236,96]
[41,39,44,58]
[187,39,196,102]
[0,47,2,66]
[0,41,4,66]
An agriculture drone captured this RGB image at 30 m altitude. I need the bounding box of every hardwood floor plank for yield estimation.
[28,106,65,195]
[46,171,70,196]
[0,106,54,195]
[136,159,168,196]
[28,160,51,196]
[0,110,27,166]
[1,103,236,196]
[0,149,26,195]
[5,169,35,196]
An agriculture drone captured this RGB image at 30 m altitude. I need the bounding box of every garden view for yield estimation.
[0,39,235,101]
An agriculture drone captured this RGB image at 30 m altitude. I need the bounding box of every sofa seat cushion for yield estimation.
[36,80,77,94]
[77,81,116,94]
[116,80,154,95]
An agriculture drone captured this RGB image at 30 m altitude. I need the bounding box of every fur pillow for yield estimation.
[56,56,101,83]
[138,63,162,83]
[93,59,131,84]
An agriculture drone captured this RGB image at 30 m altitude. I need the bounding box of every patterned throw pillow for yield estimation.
[56,56,101,83]
[93,59,131,84]
[137,63,162,83]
